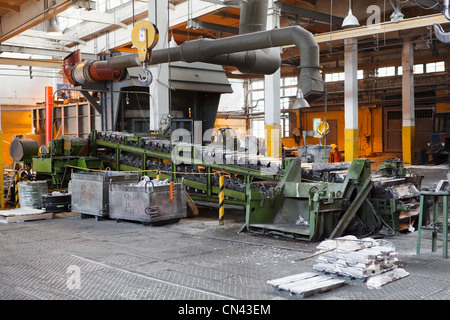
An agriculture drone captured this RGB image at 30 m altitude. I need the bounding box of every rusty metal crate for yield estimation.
[70,170,141,218]
[108,180,187,225]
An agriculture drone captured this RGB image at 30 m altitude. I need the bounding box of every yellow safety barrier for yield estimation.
[219,172,224,225]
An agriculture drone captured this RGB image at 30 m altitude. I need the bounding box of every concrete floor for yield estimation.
[1,164,450,305]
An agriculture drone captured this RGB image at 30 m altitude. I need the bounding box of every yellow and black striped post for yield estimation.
[219,172,224,225]
[14,170,19,208]
[0,130,3,210]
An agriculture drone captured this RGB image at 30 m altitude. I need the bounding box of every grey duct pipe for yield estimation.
[444,0,450,20]
[108,25,323,101]
[102,0,323,101]
[434,0,450,43]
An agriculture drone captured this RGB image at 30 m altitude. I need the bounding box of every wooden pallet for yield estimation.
[0,208,52,224]
[267,272,346,298]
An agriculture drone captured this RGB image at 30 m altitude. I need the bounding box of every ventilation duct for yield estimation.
[63,0,324,101]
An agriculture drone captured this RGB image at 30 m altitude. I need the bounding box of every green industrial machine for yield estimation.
[245,158,380,241]
[10,135,103,190]
[33,135,103,189]
[91,130,389,241]
[370,158,422,233]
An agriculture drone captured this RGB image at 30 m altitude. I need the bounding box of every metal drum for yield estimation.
[17,180,48,209]
[108,179,187,225]
[10,138,39,162]
[70,170,141,218]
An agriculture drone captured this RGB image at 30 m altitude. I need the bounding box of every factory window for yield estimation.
[97,0,107,12]
[324,72,345,82]
[250,79,264,90]
[283,76,298,87]
[251,91,265,112]
[357,70,364,79]
[280,97,290,110]
[249,118,290,139]
[414,64,424,74]
[282,115,290,138]
[324,70,363,82]
[426,61,445,73]
[250,119,265,139]
[109,0,121,10]
[398,62,445,75]
[282,86,297,97]
[377,66,396,77]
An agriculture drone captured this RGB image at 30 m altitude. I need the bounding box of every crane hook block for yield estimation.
[131,20,159,62]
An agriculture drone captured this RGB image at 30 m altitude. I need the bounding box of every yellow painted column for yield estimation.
[0,131,3,210]
[402,38,415,165]
[344,38,359,162]
[265,124,282,159]
[402,126,415,165]
[345,129,359,162]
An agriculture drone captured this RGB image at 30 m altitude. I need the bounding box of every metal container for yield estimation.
[42,192,72,213]
[298,144,332,163]
[10,138,39,162]
[18,180,48,209]
[108,180,187,225]
[70,170,141,218]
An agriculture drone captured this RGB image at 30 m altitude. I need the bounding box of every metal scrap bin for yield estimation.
[108,179,187,225]
[70,171,141,218]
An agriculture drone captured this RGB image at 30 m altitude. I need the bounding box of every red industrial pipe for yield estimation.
[63,49,124,86]
[45,86,53,145]
[63,50,81,85]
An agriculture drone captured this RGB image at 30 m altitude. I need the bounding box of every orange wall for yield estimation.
[1,110,34,167]
[297,106,384,160]
[214,117,248,135]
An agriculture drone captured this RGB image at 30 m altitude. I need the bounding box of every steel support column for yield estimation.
[344,38,359,161]
[149,0,170,132]
[264,1,282,158]
[402,37,415,165]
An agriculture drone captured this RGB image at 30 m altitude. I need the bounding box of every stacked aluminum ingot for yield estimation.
[312,235,399,281]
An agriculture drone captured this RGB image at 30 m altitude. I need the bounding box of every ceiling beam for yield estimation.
[0,57,62,69]
[313,14,450,44]
[0,44,96,60]
[189,19,239,34]
[21,29,87,45]
[278,3,344,26]
[0,0,72,43]
[58,9,128,29]
[0,3,20,13]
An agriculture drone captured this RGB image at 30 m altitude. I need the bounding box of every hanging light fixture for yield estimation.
[292,87,310,109]
[46,16,62,35]
[342,0,360,28]
[169,34,178,48]
[46,4,62,36]
[415,35,431,50]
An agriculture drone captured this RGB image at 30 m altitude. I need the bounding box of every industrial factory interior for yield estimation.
[1,0,450,307]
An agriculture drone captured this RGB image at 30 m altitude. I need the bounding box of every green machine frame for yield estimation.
[91,130,382,241]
